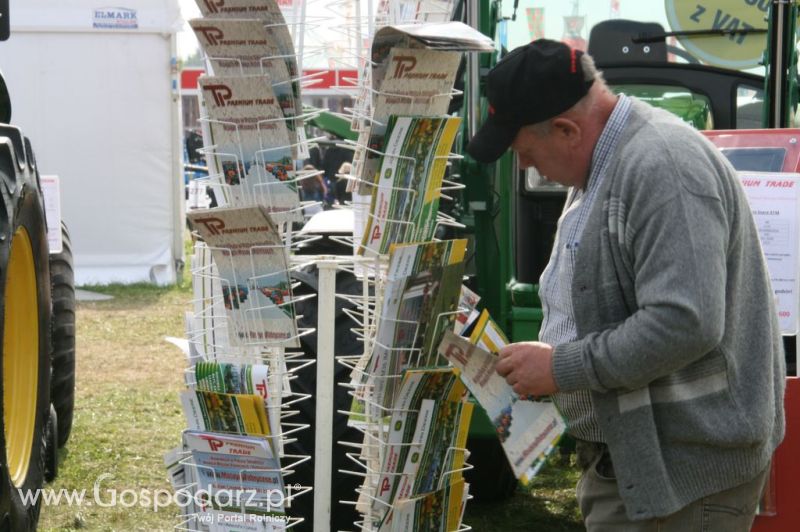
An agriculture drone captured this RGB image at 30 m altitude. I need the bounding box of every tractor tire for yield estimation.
[43,405,58,483]
[0,140,52,531]
[283,266,364,532]
[49,222,75,448]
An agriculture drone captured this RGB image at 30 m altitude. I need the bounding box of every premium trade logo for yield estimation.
[202,85,233,107]
[203,0,225,14]
[193,26,225,46]
[193,217,226,236]
[392,56,418,78]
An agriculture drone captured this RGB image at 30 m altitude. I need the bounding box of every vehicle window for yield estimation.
[611,84,713,129]
[736,85,765,129]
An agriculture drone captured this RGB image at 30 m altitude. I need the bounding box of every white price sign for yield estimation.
[739,172,800,335]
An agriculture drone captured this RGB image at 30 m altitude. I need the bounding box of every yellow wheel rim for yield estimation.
[3,227,39,488]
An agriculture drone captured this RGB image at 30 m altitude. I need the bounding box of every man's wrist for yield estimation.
[552,341,591,392]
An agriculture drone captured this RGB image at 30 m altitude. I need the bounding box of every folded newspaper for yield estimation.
[438,330,566,482]
[373,21,494,51]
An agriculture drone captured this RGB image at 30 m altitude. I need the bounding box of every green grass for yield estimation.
[464,454,583,531]
[38,282,190,531]
[37,274,584,531]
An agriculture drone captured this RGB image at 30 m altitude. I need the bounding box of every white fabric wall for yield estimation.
[1,1,183,284]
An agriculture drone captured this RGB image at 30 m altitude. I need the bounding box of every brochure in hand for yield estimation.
[438,329,566,483]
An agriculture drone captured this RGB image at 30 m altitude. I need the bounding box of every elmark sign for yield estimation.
[92,7,138,29]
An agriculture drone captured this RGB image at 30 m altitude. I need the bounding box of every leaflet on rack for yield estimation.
[355,48,460,195]
[194,0,307,159]
[165,446,203,519]
[198,76,302,221]
[371,368,468,522]
[183,431,285,513]
[189,18,302,148]
[359,115,461,254]
[188,206,299,347]
[363,239,466,410]
[383,478,467,532]
[193,361,281,449]
[438,330,566,482]
[182,390,272,437]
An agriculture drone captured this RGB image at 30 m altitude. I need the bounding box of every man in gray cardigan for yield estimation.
[467,39,785,531]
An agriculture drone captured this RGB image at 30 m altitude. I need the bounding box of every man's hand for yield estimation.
[496,342,558,396]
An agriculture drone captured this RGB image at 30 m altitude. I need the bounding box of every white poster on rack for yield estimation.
[739,172,800,335]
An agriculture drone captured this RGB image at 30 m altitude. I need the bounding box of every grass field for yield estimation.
[36,280,583,531]
[38,282,191,531]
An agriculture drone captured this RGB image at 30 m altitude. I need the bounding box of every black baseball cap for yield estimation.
[466,39,594,163]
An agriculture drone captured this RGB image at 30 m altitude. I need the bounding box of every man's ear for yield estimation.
[551,117,582,147]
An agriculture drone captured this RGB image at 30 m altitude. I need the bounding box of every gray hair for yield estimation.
[525,53,606,136]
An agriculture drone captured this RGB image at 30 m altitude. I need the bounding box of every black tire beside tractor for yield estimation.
[49,222,76,449]
[0,134,52,529]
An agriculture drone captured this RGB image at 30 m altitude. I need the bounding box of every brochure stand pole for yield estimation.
[314,258,338,532]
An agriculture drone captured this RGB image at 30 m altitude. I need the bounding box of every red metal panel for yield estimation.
[752,377,800,531]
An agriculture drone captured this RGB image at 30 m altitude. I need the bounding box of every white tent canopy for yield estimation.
[3,0,184,284]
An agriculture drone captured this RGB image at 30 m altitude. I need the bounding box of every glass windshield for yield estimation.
[500,0,770,76]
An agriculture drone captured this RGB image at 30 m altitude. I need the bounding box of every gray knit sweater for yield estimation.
[551,98,786,519]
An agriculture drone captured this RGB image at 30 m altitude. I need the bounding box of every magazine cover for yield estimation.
[413,399,472,495]
[198,76,302,221]
[188,206,299,347]
[184,431,284,512]
[380,398,473,532]
[181,390,272,436]
[438,330,566,482]
[359,115,461,254]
